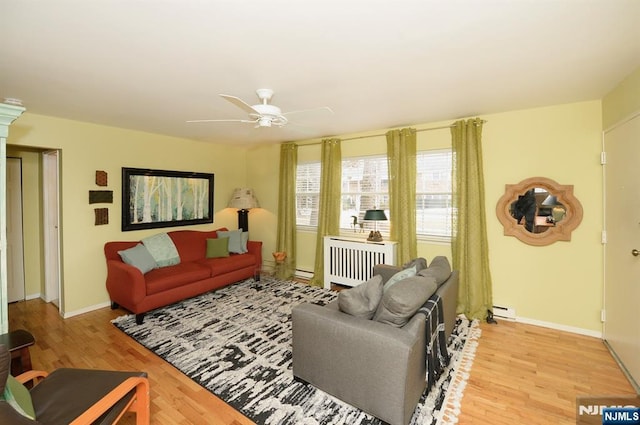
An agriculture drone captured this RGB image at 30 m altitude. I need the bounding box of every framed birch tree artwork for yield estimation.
[121,167,214,231]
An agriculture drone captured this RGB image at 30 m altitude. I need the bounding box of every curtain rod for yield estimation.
[293,119,487,146]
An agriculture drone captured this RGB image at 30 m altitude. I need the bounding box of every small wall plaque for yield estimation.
[94,208,109,225]
[89,190,113,204]
[96,170,108,186]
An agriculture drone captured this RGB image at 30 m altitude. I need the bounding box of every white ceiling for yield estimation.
[1,0,639,146]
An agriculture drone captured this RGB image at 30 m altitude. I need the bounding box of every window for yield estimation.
[295,150,452,239]
[416,150,452,238]
[295,162,321,226]
[340,156,389,235]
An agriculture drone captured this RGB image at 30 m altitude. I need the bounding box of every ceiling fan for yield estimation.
[187,88,333,128]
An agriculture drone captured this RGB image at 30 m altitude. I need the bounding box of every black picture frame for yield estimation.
[121,167,214,231]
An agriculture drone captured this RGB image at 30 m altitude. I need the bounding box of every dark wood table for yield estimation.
[0,329,35,375]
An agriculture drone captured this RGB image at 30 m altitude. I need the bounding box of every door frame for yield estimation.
[6,157,25,302]
[602,109,640,393]
[42,150,62,313]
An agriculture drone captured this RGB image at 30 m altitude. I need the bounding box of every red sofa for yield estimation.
[104,228,262,324]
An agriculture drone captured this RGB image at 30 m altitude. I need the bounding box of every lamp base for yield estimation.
[237,209,249,232]
[367,231,383,242]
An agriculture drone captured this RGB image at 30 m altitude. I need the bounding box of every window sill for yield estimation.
[417,234,452,244]
[297,226,450,244]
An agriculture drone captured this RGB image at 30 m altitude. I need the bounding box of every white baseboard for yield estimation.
[25,293,41,301]
[62,301,111,319]
[515,316,602,338]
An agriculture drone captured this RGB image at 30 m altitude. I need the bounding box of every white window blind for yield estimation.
[295,150,452,239]
[416,150,452,238]
[295,162,321,226]
[340,155,390,235]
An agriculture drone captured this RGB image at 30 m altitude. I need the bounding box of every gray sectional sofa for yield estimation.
[292,257,459,425]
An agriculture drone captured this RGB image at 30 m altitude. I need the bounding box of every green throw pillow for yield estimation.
[382,265,417,293]
[118,243,158,274]
[3,375,35,419]
[206,237,229,258]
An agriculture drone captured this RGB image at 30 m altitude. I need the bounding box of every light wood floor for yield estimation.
[8,299,636,424]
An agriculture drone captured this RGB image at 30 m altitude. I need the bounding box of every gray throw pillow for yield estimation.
[402,257,428,273]
[118,244,158,274]
[241,231,249,253]
[373,275,437,327]
[418,256,452,286]
[217,230,247,254]
[338,275,384,319]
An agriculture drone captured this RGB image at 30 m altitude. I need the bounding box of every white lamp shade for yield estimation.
[228,188,260,210]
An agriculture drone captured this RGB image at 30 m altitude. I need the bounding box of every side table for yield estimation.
[0,329,35,375]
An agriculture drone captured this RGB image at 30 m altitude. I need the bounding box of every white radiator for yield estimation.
[323,236,397,289]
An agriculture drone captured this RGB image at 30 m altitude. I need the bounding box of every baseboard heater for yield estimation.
[294,269,314,280]
[323,236,397,290]
[492,304,516,321]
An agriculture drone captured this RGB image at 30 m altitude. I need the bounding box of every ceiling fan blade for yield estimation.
[186,118,258,124]
[283,106,334,117]
[220,94,261,115]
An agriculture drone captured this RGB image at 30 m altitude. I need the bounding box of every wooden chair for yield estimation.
[0,344,150,424]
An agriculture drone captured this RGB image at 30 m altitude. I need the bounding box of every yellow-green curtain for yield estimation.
[451,118,493,320]
[309,138,342,287]
[275,142,297,279]
[386,128,417,264]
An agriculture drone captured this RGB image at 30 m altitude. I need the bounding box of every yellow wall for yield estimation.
[7,99,605,333]
[244,143,280,262]
[8,113,247,316]
[247,100,604,332]
[602,66,640,129]
[483,101,603,332]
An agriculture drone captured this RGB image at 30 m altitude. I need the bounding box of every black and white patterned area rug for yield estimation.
[112,277,481,425]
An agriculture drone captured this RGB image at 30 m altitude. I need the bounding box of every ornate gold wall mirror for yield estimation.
[496,177,583,246]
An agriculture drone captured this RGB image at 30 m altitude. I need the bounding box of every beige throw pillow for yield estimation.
[402,257,428,273]
[418,256,452,286]
[373,275,437,327]
[338,275,384,319]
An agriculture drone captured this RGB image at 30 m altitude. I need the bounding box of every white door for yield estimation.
[603,112,640,389]
[43,150,61,308]
[6,158,25,302]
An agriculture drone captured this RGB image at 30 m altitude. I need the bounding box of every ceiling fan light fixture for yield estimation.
[187,88,327,130]
[255,88,274,103]
[252,103,282,116]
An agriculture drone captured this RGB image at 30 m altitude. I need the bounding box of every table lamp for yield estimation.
[364,209,387,242]
[228,188,259,231]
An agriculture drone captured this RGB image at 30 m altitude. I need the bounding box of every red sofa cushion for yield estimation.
[197,254,257,276]
[168,228,228,263]
[145,262,211,295]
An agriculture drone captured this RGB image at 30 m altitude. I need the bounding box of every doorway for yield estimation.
[42,150,61,309]
[603,112,640,391]
[6,157,25,302]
